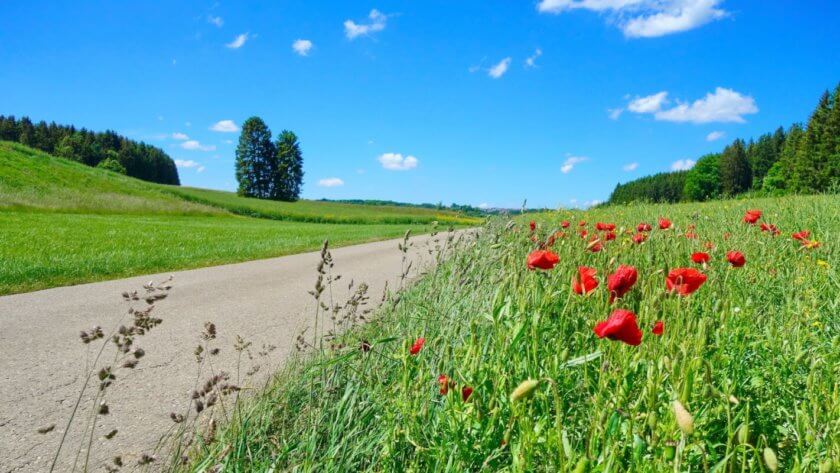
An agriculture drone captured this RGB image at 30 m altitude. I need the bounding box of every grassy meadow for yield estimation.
[183,194,839,472]
[0,141,478,294]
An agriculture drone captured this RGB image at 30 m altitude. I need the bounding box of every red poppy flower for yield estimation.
[527,250,559,270]
[652,321,664,336]
[438,374,450,395]
[593,309,643,346]
[684,232,698,239]
[461,386,474,402]
[561,220,570,228]
[604,231,617,241]
[691,252,710,264]
[410,337,425,355]
[743,209,762,224]
[659,218,672,230]
[665,268,707,296]
[595,222,615,231]
[588,240,603,253]
[637,222,652,232]
[579,229,588,239]
[529,220,536,232]
[792,230,810,241]
[607,265,638,303]
[632,233,647,244]
[760,223,780,235]
[572,266,599,295]
[579,220,587,227]
[726,250,746,267]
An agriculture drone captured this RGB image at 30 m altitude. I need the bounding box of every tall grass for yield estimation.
[182,194,838,472]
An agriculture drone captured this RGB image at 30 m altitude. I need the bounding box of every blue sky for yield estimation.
[1,1,837,208]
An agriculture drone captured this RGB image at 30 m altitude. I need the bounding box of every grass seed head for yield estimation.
[511,379,540,402]
[672,400,694,435]
[763,447,778,472]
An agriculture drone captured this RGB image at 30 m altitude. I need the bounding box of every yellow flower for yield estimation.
[816,259,829,268]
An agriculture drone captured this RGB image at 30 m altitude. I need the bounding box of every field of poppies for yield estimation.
[184,194,838,472]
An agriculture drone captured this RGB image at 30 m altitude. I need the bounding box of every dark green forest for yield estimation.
[608,83,840,204]
[0,115,180,185]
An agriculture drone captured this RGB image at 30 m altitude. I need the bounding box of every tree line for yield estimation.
[608,83,839,204]
[235,117,303,201]
[0,115,180,185]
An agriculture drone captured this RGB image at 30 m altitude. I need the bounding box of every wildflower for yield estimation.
[760,223,780,235]
[726,250,746,268]
[587,240,603,253]
[438,374,450,395]
[510,379,540,402]
[637,222,652,232]
[572,266,598,295]
[684,232,698,239]
[604,231,616,241]
[802,240,821,249]
[461,386,474,402]
[595,222,615,231]
[659,218,672,230]
[579,229,588,239]
[527,250,559,270]
[409,337,425,355]
[743,209,762,224]
[529,220,536,232]
[691,252,710,264]
[672,400,695,435]
[665,268,707,296]
[632,233,647,244]
[593,309,643,346]
[578,220,587,227]
[561,220,570,228]
[704,241,715,250]
[652,321,664,336]
[607,265,638,303]
[792,230,810,241]
[817,260,829,268]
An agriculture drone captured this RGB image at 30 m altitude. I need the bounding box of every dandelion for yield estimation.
[593,309,643,346]
[510,379,540,402]
[526,250,559,270]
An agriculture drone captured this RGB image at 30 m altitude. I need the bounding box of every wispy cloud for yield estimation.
[292,39,313,56]
[537,0,727,38]
[561,155,587,174]
[627,91,669,113]
[210,120,240,133]
[706,130,725,141]
[208,15,223,27]
[226,33,249,49]
[623,162,639,171]
[318,177,345,187]
[378,153,418,171]
[171,132,189,141]
[671,159,696,171]
[525,48,542,68]
[608,108,624,120]
[180,140,216,152]
[623,87,758,123]
[488,57,512,79]
[344,9,387,39]
[175,159,205,172]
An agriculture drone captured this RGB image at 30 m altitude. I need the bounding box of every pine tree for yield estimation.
[825,83,840,190]
[274,130,304,201]
[794,91,832,192]
[720,139,752,195]
[235,117,277,199]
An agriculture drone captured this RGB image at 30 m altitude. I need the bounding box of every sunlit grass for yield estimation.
[183,194,838,472]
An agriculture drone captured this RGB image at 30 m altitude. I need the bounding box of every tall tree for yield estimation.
[683,153,722,201]
[274,130,304,201]
[720,139,752,195]
[763,123,803,192]
[235,117,276,199]
[794,91,832,192]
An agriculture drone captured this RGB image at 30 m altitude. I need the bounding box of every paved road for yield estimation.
[0,231,461,472]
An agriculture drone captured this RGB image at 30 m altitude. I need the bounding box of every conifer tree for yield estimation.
[720,139,752,195]
[235,117,277,199]
[274,130,304,201]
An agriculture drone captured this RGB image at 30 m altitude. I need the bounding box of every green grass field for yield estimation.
[0,141,478,294]
[183,194,839,472]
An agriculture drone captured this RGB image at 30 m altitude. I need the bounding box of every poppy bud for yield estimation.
[510,379,540,402]
[672,400,694,436]
[763,447,778,472]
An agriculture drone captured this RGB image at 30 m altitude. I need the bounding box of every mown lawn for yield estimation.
[182,194,838,472]
[0,211,433,295]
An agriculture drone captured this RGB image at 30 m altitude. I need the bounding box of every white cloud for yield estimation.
[378,153,418,171]
[223,139,233,144]
[292,39,313,56]
[525,48,542,68]
[210,120,240,133]
[608,108,624,120]
[208,15,223,27]
[623,162,639,171]
[706,130,725,141]
[197,166,206,173]
[561,156,587,174]
[175,159,203,170]
[627,91,669,113]
[655,87,757,123]
[180,140,216,152]
[537,0,727,38]
[171,132,189,141]
[318,177,345,187]
[344,9,387,39]
[671,159,696,171]
[226,33,249,49]
[477,203,491,210]
[488,57,512,79]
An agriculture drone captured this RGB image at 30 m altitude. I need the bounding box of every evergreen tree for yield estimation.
[794,91,832,192]
[748,133,781,188]
[274,130,304,201]
[826,83,840,190]
[720,139,752,195]
[235,117,277,199]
